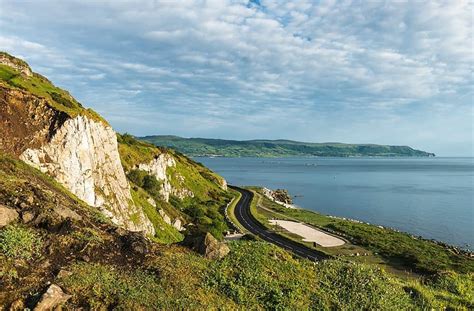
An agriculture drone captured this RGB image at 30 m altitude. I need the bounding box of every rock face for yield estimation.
[0,86,67,156]
[0,53,32,77]
[219,178,228,191]
[0,205,19,228]
[19,115,154,235]
[137,154,194,202]
[34,284,71,311]
[158,209,184,231]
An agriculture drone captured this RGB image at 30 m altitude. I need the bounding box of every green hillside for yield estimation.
[118,134,232,239]
[0,52,106,124]
[140,135,435,157]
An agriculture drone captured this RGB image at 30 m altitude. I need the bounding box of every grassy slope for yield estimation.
[59,241,473,310]
[246,187,474,275]
[118,133,232,239]
[140,135,434,157]
[0,54,106,124]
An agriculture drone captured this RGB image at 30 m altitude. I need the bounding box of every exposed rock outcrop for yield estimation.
[158,209,184,231]
[0,86,67,156]
[0,52,32,77]
[219,178,228,191]
[34,284,71,311]
[262,187,295,208]
[137,154,194,202]
[19,115,154,235]
[0,65,154,235]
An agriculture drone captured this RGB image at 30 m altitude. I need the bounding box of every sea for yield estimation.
[195,157,474,250]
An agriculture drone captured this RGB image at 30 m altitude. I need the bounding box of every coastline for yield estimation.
[244,186,474,275]
[196,156,473,250]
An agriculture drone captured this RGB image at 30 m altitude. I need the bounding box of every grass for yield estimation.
[0,61,106,124]
[226,189,246,232]
[204,241,474,310]
[60,241,462,310]
[130,186,183,244]
[117,133,162,171]
[60,262,164,310]
[246,187,474,276]
[0,225,41,260]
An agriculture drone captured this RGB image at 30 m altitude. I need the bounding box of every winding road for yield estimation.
[230,186,327,261]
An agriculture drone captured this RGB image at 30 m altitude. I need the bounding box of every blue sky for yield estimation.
[0,0,472,156]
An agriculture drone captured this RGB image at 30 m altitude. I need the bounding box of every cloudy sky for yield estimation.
[0,0,472,155]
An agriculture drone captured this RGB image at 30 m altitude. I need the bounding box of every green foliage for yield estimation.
[130,187,183,244]
[0,225,41,259]
[206,241,418,310]
[143,175,162,197]
[140,135,435,157]
[404,272,474,309]
[430,271,474,303]
[206,241,317,309]
[0,59,107,124]
[173,196,228,239]
[60,262,164,309]
[326,221,474,274]
[312,260,412,310]
[117,133,163,171]
[127,169,163,198]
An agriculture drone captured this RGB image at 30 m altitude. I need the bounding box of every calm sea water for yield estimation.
[196,157,474,249]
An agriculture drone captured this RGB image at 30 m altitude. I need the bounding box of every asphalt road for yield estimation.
[230,186,327,261]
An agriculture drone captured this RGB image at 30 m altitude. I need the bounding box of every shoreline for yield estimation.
[252,186,474,258]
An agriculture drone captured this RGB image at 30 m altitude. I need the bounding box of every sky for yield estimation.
[0,0,472,156]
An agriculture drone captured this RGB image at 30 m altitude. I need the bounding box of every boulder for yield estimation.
[172,219,183,231]
[9,299,25,311]
[34,284,71,311]
[120,231,150,255]
[53,206,82,221]
[0,205,19,228]
[198,232,230,260]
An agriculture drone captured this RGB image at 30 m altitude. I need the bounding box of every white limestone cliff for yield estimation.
[137,154,194,202]
[20,115,155,235]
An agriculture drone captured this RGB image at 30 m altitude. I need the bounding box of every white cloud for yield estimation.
[0,0,472,154]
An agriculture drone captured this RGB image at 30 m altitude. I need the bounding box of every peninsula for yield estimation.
[140,135,435,158]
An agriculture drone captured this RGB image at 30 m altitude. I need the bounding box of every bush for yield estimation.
[0,225,41,259]
[127,169,147,187]
[142,175,162,197]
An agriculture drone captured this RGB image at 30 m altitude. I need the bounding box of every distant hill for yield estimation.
[139,135,435,157]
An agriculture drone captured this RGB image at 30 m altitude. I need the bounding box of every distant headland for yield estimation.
[139,135,435,158]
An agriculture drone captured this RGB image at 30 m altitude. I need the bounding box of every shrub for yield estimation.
[142,175,162,197]
[0,225,41,259]
[127,169,147,187]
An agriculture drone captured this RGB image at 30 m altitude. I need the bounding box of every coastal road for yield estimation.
[230,186,327,261]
